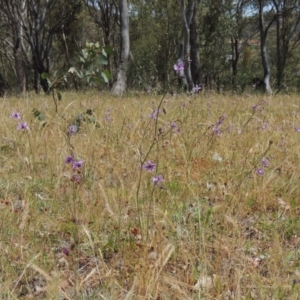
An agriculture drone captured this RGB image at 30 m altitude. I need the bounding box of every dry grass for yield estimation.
[1,90,300,299]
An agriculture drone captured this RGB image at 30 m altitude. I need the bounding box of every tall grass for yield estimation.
[1,91,300,299]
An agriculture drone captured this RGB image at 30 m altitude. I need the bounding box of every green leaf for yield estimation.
[104,45,114,56]
[41,72,49,79]
[99,54,108,65]
[32,108,45,121]
[78,70,84,79]
[101,48,107,58]
[83,61,91,69]
[93,77,103,86]
[38,114,45,121]
[46,78,52,88]
[82,49,88,59]
[57,92,62,101]
[101,70,111,83]
[86,109,93,115]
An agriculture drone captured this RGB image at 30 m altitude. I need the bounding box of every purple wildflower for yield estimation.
[105,110,113,122]
[11,112,21,119]
[216,114,226,127]
[142,160,156,172]
[17,122,29,130]
[171,122,181,132]
[261,157,270,168]
[171,122,177,129]
[149,108,158,120]
[252,104,259,111]
[65,155,75,164]
[158,126,166,134]
[173,61,184,75]
[152,175,164,186]
[72,160,83,170]
[261,122,268,130]
[256,168,264,176]
[71,174,82,184]
[212,126,222,136]
[193,84,202,93]
[69,125,78,135]
[65,154,83,170]
[295,127,300,133]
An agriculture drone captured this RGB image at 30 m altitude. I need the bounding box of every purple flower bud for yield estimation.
[256,168,264,176]
[213,127,222,136]
[149,108,158,120]
[105,110,113,122]
[71,174,82,184]
[62,247,70,256]
[261,158,270,168]
[171,122,177,129]
[69,125,78,135]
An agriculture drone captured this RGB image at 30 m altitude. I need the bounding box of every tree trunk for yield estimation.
[0,73,9,97]
[258,0,272,94]
[179,0,195,92]
[231,37,239,88]
[272,0,283,91]
[1,0,26,95]
[14,17,26,95]
[111,0,130,96]
[190,0,201,86]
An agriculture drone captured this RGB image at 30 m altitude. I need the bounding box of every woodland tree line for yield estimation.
[0,0,300,96]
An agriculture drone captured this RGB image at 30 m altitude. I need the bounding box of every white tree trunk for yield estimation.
[258,0,272,94]
[177,0,195,92]
[111,0,130,97]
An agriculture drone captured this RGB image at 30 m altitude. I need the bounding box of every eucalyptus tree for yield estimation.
[128,0,181,90]
[271,0,300,91]
[227,0,258,88]
[0,0,27,95]
[83,0,118,87]
[177,0,195,91]
[18,0,81,93]
[200,0,233,89]
[190,0,201,86]
[83,0,118,46]
[111,0,130,96]
[255,0,274,94]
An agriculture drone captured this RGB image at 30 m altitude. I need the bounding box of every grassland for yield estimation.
[1,91,300,299]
